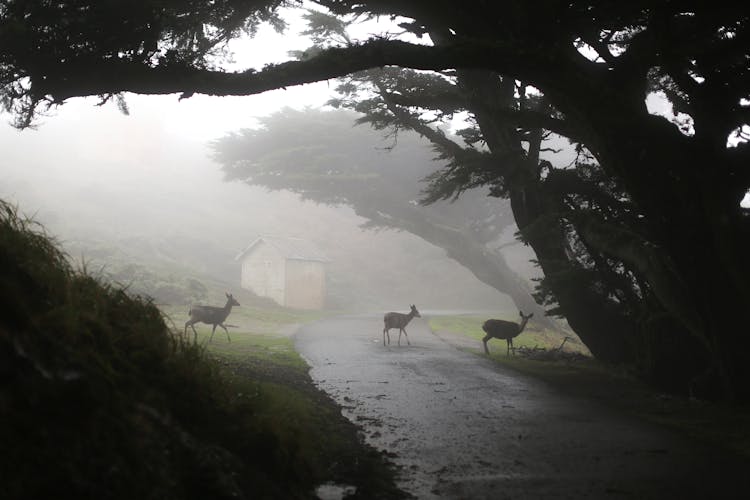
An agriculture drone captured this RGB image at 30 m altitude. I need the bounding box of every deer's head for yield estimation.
[411,304,421,317]
[226,292,240,307]
[519,311,533,327]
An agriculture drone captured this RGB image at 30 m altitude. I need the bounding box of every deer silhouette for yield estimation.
[383,304,421,346]
[482,311,533,355]
[185,292,240,343]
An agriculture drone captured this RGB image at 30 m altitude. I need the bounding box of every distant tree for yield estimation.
[211,107,551,322]
[2,1,749,399]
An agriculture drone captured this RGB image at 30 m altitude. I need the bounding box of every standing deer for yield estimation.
[383,304,421,346]
[185,292,240,343]
[482,311,534,355]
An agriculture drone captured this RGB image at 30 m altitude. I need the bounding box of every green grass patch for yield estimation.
[429,314,589,352]
[215,360,403,498]
[159,305,404,498]
[183,322,405,499]
[161,303,331,337]
[207,333,307,368]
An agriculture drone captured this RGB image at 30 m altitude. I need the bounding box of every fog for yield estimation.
[0,92,523,312]
[0,9,543,313]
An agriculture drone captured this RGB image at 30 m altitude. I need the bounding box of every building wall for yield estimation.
[285,259,325,310]
[240,242,286,305]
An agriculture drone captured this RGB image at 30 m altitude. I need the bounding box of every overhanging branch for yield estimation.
[35,38,577,103]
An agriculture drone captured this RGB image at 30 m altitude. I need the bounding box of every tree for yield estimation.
[297,12,701,384]
[2,1,749,399]
[211,107,552,323]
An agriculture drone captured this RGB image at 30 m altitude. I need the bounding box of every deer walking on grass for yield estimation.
[383,304,421,346]
[185,292,240,343]
[482,311,534,355]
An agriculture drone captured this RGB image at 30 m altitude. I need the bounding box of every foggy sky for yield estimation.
[0,10,525,312]
[0,93,519,311]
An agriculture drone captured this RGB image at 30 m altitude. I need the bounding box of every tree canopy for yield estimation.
[3,1,750,399]
[211,107,550,321]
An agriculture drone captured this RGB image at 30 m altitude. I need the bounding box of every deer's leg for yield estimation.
[188,322,199,344]
[507,338,513,356]
[219,323,231,342]
[209,324,218,343]
[482,335,491,355]
[383,327,389,345]
[401,328,410,346]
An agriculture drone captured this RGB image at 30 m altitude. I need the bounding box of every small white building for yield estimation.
[235,235,330,310]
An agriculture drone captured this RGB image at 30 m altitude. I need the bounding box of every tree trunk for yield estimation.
[586,110,750,399]
[507,185,637,364]
[354,204,554,327]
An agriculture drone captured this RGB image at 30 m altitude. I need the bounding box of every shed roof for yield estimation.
[235,235,331,263]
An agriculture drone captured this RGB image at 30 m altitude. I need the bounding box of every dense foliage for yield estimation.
[2,1,749,399]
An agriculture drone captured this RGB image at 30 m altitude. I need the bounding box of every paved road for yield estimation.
[294,314,748,499]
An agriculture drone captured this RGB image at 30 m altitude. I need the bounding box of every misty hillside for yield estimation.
[0,102,519,311]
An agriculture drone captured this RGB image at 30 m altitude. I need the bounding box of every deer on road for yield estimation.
[383,304,421,346]
[482,311,534,355]
[185,292,240,343]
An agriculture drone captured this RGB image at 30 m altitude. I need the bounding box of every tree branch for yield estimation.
[33,38,582,104]
[572,211,709,346]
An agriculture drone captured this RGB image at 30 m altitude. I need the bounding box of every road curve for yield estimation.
[294,314,748,499]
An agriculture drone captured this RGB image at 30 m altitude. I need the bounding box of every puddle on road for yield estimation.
[315,482,357,500]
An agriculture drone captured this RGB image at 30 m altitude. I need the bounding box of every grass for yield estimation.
[161,303,330,337]
[428,313,750,460]
[208,332,308,367]
[163,311,406,499]
[428,313,590,353]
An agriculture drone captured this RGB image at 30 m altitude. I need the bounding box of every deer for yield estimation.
[383,304,421,346]
[184,292,240,344]
[482,311,534,355]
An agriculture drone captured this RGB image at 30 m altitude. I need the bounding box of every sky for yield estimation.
[17,8,338,142]
[0,5,361,213]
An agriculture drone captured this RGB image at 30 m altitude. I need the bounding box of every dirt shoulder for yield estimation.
[216,345,410,500]
[432,327,750,461]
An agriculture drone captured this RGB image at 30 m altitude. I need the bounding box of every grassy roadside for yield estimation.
[428,314,750,460]
[161,307,408,500]
[0,198,405,500]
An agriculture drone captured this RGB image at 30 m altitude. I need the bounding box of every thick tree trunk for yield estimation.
[450,68,639,364]
[508,186,638,364]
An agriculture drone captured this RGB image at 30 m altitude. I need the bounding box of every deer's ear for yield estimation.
[226,292,230,298]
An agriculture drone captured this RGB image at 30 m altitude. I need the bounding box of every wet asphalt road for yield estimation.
[294,314,749,499]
